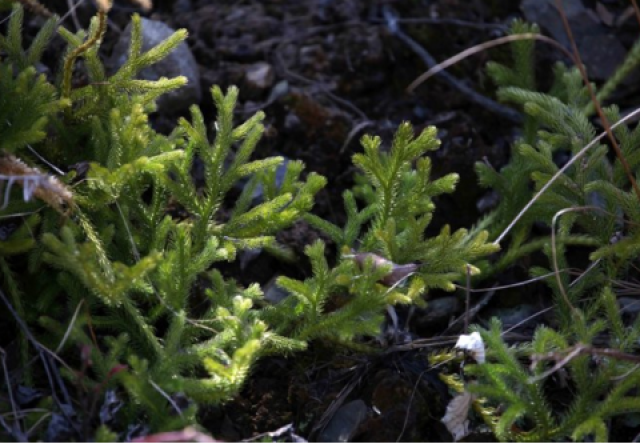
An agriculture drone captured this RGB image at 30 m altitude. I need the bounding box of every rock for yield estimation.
[231,156,291,215]
[263,276,290,304]
[99,389,123,425]
[619,297,640,321]
[318,400,368,442]
[476,190,500,213]
[44,404,77,442]
[172,0,192,14]
[110,18,201,113]
[521,0,626,80]
[417,296,460,326]
[125,424,151,442]
[16,385,43,406]
[284,112,302,132]
[411,296,461,336]
[238,248,263,271]
[0,220,20,241]
[244,62,275,94]
[483,304,539,329]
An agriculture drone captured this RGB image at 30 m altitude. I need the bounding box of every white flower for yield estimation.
[455,332,485,363]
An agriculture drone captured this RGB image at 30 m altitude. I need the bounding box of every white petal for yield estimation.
[455,332,486,363]
[441,391,474,441]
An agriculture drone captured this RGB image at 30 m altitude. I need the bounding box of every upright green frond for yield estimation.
[0,64,68,153]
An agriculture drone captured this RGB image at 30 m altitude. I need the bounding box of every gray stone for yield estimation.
[619,297,640,320]
[318,400,368,442]
[245,62,275,92]
[484,304,539,329]
[110,18,201,113]
[251,157,291,206]
[419,296,460,326]
[263,275,290,304]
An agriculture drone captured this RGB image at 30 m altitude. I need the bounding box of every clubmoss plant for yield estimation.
[270,123,499,346]
[438,20,640,442]
[10,4,640,442]
[0,5,499,439]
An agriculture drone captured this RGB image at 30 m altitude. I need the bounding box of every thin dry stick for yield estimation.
[25,412,53,439]
[441,290,494,336]
[274,50,368,120]
[529,344,585,383]
[494,106,640,245]
[453,268,579,293]
[26,144,65,176]
[407,33,575,93]
[630,0,640,28]
[397,370,427,442]
[445,268,598,336]
[65,0,81,30]
[57,0,87,27]
[502,306,554,335]
[0,348,25,441]
[464,265,471,334]
[501,263,605,337]
[0,289,79,436]
[529,343,640,383]
[0,9,18,25]
[310,363,369,440]
[612,363,640,381]
[555,0,640,204]
[0,289,74,375]
[454,270,572,293]
[339,120,374,155]
[149,379,184,418]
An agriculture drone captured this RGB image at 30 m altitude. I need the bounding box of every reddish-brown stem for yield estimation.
[555,0,640,204]
[630,0,640,28]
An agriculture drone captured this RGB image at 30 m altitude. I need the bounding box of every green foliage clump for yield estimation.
[0,5,498,440]
[10,4,640,442]
[443,20,640,442]
[0,6,318,438]
[274,122,499,345]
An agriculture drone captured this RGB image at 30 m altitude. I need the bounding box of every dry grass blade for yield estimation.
[406,33,574,94]
[55,300,85,353]
[0,347,26,441]
[529,344,585,383]
[387,9,521,123]
[550,207,598,316]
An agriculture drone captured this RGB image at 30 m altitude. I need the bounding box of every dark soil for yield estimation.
[5,0,640,441]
